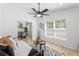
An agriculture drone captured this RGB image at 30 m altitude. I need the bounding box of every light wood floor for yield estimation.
[22,36,79,56]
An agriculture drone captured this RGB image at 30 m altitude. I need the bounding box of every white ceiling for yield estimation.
[11,3,79,11]
[1,3,79,12]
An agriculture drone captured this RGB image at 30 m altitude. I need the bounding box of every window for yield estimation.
[55,20,66,28]
[47,21,54,28]
[45,19,66,40]
[45,21,54,37]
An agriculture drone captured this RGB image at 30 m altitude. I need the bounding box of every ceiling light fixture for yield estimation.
[37,14,41,17]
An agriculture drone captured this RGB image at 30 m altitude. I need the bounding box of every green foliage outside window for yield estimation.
[47,21,54,28]
[55,19,66,28]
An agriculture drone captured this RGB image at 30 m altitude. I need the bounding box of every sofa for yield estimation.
[0,37,42,56]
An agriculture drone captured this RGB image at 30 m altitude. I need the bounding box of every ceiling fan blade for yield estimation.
[27,13,35,14]
[31,8,37,13]
[34,14,38,17]
[42,14,49,16]
[41,8,48,14]
[34,15,37,17]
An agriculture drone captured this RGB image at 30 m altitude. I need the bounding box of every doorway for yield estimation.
[17,21,32,39]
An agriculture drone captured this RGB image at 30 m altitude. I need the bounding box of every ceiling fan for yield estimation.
[27,3,49,17]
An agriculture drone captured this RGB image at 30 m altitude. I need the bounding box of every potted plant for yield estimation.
[24,27,28,35]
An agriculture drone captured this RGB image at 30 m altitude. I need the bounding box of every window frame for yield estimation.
[45,19,67,40]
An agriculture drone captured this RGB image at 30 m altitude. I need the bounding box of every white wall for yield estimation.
[0,17,1,35]
[1,4,38,40]
[0,13,1,32]
[40,7,79,50]
[0,4,2,36]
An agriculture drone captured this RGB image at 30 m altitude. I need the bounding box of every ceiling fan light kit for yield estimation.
[37,14,41,17]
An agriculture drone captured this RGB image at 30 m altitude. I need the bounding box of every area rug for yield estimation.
[30,44,65,56]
